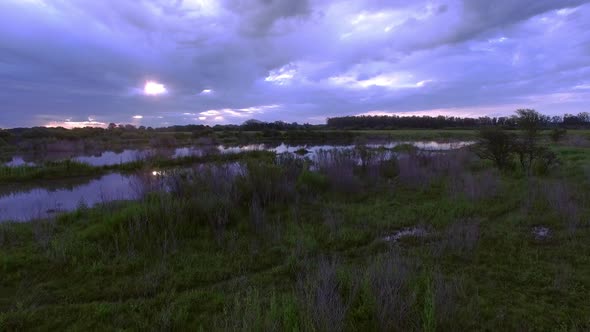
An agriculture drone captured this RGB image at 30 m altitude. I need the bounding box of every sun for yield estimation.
[144,81,167,95]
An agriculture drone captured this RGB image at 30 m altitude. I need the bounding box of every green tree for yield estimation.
[473,127,515,170]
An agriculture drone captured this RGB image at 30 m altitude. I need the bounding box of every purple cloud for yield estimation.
[0,0,589,128]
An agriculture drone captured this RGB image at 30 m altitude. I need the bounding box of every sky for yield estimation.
[1,0,590,128]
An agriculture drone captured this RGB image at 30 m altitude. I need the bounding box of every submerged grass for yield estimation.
[1,145,590,330]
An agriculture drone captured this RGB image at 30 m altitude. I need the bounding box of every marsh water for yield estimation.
[0,173,143,222]
[3,141,473,167]
[0,140,473,222]
[2,147,210,167]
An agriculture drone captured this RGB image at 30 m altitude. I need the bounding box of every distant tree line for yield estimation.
[1,111,589,143]
[326,112,590,130]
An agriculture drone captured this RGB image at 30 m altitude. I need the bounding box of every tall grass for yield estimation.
[297,259,352,332]
[542,180,581,232]
[367,250,417,331]
[2,140,589,330]
[0,160,98,182]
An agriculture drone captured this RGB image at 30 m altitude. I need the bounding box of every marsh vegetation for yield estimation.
[1,110,590,330]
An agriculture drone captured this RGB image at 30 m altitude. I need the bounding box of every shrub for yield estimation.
[473,128,515,170]
[531,149,560,175]
[514,109,547,175]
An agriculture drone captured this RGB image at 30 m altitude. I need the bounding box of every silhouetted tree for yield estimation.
[473,127,515,170]
[514,109,544,175]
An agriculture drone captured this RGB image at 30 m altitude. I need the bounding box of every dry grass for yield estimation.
[398,150,470,189]
[448,169,500,201]
[542,180,581,232]
[432,219,480,258]
[315,150,361,193]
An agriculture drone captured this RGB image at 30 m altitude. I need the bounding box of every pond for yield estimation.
[0,173,143,222]
[2,140,474,167]
[2,148,203,167]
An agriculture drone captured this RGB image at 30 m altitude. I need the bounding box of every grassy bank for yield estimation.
[341,129,478,140]
[1,144,589,330]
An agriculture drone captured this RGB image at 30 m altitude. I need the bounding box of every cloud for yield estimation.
[221,0,311,36]
[0,0,589,127]
[45,120,108,129]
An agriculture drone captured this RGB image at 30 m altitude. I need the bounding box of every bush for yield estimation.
[473,128,515,170]
[532,149,560,175]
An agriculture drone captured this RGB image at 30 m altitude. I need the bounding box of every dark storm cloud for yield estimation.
[221,0,311,36]
[0,0,589,128]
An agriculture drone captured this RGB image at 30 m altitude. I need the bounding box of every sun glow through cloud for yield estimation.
[144,81,167,95]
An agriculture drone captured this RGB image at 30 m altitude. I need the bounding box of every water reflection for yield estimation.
[218,141,474,155]
[2,146,214,167]
[0,165,241,222]
[73,150,149,166]
[0,173,142,222]
[3,140,473,168]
